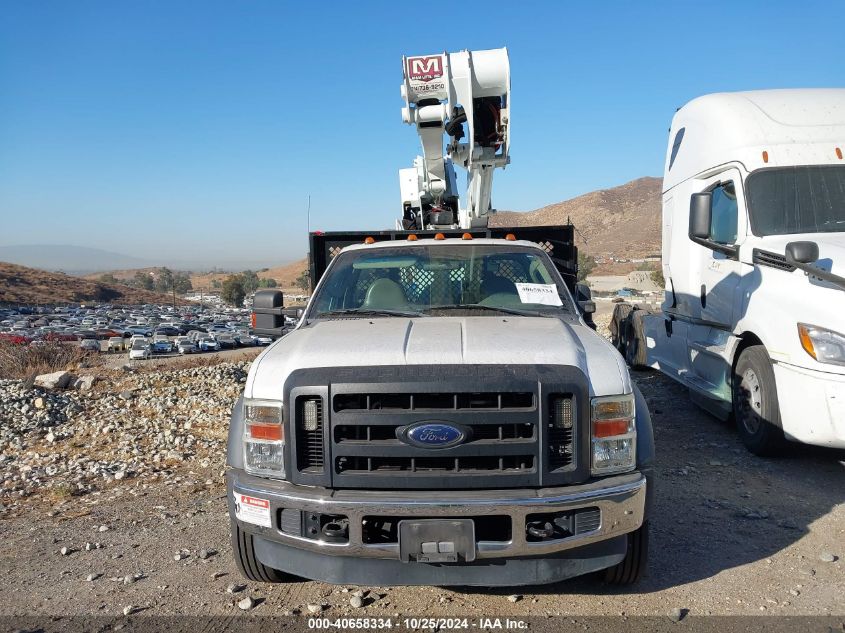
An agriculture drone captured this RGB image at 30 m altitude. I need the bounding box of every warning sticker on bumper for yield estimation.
[234,493,271,528]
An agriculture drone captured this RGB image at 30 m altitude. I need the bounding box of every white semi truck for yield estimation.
[229,48,654,587]
[614,89,845,456]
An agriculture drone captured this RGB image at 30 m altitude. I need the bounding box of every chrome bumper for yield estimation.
[228,471,646,560]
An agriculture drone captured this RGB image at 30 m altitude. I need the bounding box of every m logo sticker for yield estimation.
[407,56,443,82]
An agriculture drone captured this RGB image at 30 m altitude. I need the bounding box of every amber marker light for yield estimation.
[505,233,517,241]
[407,234,418,241]
[434,233,446,240]
[364,236,375,244]
[462,233,473,240]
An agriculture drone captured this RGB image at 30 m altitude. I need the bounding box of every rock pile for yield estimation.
[0,361,250,512]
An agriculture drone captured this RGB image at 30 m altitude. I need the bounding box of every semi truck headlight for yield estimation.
[243,399,285,477]
[591,394,636,475]
[798,324,845,366]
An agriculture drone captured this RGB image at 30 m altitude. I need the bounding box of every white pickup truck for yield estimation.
[226,231,654,587]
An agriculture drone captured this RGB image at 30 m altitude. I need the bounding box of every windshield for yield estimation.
[309,244,573,318]
[746,165,845,236]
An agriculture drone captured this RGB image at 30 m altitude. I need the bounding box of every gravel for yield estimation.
[0,361,249,512]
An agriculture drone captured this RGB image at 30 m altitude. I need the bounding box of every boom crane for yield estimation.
[398,48,510,231]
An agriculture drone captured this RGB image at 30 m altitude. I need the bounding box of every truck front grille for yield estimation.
[284,365,590,489]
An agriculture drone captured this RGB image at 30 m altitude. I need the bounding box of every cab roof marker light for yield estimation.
[505,233,517,241]
[434,233,446,240]
[364,236,375,244]
[836,147,843,160]
[407,234,418,241]
[762,150,769,163]
[462,233,473,240]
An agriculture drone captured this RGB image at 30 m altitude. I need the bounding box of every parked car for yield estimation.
[235,333,255,347]
[177,340,198,355]
[197,337,220,352]
[254,335,273,346]
[216,334,237,349]
[79,339,101,352]
[128,341,151,360]
[107,337,126,352]
[152,339,173,354]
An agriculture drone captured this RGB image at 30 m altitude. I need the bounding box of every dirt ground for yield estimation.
[1,367,843,626]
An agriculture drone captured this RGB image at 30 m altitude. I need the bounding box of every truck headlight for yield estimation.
[798,324,845,366]
[243,398,285,477]
[591,393,636,475]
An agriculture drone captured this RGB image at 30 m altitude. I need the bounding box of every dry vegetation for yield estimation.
[0,340,96,380]
[0,262,191,306]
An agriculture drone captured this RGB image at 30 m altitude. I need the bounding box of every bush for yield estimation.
[0,340,89,380]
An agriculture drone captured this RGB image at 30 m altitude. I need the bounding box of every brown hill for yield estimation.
[190,258,308,293]
[493,177,663,261]
[0,262,190,306]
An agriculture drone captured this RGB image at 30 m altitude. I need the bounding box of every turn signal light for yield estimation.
[247,423,283,441]
[762,150,769,163]
[434,233,446,240]
[837,147,843,160]
[593,419,632,438]
[364,236,375,244]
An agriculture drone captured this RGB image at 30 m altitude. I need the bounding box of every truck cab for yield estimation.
[227,234,654,587]
[621,89,845,454]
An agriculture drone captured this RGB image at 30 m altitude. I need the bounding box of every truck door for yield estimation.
[696,169,746,328]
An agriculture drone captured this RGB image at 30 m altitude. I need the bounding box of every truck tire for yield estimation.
[610,303,633,351]
[732,346,788,456]
[624,309,649,369]
[231,522,293,583]
[603,521,649,585]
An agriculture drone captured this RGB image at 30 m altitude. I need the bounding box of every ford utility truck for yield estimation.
[227,48,654,586]
[613,89,845,455]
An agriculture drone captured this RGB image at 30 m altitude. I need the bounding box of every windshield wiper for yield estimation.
[426,303,557,317]
[319,308,427,318]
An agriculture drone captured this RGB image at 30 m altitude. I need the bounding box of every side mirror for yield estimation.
[785,241,819,264]
[575,283,592,302]
[252,289,285,338]
[580,300,596,315]
[689,192,712,240]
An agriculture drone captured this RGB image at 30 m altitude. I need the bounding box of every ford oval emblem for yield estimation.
[398,422,469,449]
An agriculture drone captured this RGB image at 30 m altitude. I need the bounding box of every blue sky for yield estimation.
[1,0,844,268]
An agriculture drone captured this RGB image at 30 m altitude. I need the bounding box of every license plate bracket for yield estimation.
[398,519,476,563]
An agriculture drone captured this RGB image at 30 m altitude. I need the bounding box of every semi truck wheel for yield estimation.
[733,346,787,456]
[231,522,293,583]
[603,521,649,585]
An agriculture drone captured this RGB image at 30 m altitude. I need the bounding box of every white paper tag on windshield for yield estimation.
[234,493,272,528]
[515,283,563,306]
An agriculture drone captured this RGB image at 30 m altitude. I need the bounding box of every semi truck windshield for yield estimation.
[746,165,845,236]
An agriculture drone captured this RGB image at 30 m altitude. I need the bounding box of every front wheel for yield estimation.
[231,521,294,583]
[733,345,788,456]
[603,521,649,585]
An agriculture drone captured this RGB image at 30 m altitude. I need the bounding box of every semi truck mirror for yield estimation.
[689,193,713,240]
[785,241,819,264]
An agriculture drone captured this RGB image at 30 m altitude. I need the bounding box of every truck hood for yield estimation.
[245,316,630,400]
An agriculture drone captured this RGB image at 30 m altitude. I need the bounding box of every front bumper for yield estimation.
[227,470,647,585]
[773,361,845,448]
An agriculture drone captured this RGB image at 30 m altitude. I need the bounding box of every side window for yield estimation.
[710,181,738,244]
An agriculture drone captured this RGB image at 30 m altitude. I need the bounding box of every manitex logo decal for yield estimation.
[398,422,470,449]
[407,55,443,82]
